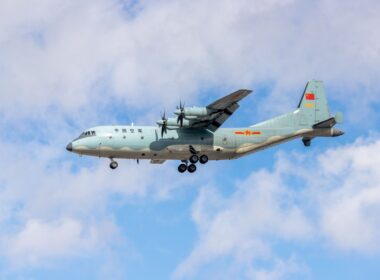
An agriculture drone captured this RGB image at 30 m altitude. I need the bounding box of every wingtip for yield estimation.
[239,89,253,95]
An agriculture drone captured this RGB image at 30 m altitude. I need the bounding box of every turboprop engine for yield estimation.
[156,117,192,128]
[174,106,210,118]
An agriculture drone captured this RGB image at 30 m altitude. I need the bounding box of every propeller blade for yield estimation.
[159,109,168,137]
[176,100,185,127]
[161,123,167,137]
[160,109,167,137]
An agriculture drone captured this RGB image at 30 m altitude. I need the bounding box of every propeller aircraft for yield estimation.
[66,80,344,173]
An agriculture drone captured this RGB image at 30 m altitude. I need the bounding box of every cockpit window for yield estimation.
[76,130,96,140]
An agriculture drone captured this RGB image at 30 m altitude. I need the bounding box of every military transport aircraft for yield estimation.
[66,80,344,173]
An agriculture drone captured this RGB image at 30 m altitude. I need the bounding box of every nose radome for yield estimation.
[66,142,73,152]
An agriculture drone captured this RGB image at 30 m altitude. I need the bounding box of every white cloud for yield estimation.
[0,131,206,269]
[316,138,380,252]
[174,165,312,279]
[1,0,379,122]
[1,0,380,277]
[4,217,116,267]
[175,136,380,279]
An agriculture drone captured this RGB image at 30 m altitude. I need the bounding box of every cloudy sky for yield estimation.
[1,0,380,279]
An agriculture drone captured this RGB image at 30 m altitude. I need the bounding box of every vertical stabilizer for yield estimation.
[297,80,330,126]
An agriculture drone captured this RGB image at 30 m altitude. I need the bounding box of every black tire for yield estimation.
[178,163,187,173]
[110,161,118,169]
[189,154,199,164]
[199,154,209,164]
[187,164,197,173]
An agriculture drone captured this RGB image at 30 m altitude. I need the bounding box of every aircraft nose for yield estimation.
[66,142,73,152]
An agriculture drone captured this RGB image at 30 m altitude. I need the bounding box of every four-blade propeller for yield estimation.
[158,100,189,137]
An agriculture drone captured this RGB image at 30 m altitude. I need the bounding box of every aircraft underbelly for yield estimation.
[93,143,236,160]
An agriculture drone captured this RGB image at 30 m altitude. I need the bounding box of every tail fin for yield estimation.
[297,80,330,126]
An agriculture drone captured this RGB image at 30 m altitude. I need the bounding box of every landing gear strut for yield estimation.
[110,160,118,169]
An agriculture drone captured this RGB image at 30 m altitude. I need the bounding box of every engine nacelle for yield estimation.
[157,117,192,128]
[174,107,210,117]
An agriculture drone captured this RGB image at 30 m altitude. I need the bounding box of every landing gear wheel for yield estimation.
[178,163,187,173]
[189,155,199,164]
[110,161,118,169]
[199,154,209,164]
[187,164,197,173]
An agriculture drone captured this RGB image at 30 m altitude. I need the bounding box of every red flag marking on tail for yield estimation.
[305,93,315,100]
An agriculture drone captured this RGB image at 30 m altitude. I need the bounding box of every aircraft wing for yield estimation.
[191,89,252,132]
[207,89,252,110]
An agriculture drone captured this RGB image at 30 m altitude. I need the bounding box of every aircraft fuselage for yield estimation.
[67,113,341,162]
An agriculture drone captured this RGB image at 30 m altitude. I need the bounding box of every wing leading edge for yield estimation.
[199,89,252,131]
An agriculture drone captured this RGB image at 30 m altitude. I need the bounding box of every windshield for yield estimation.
[76,130,96,140]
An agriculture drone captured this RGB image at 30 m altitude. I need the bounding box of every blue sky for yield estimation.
[1,0,380,279]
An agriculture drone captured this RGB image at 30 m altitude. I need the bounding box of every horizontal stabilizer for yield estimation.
[313,117,336,129]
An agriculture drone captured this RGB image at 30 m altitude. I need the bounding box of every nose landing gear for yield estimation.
[110,159,118,169]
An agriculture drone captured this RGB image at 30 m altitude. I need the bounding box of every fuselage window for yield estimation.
[122,128,127,133]
[115,128,119,132]
[138,129,142,133]
[130,129,134,133]
[91,131,96,136]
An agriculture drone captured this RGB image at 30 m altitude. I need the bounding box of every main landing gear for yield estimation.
[178,154,208,173]
[178,163,196,173]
